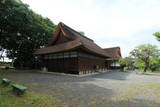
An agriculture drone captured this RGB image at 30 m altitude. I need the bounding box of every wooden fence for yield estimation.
[0,61,13,67]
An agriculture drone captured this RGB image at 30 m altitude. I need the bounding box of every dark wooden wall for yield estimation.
[78,51,105,73]
[105,60,111,69]
[43,51,106,74]
[45,57,78,74]
[78,57,105,72]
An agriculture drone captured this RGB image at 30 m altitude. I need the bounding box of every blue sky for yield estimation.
[21,0,160,57]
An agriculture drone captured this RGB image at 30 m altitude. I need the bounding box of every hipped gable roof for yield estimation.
[34,22,110,58]
[103,47,122,60]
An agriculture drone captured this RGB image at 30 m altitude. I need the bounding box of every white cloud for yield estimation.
[22,0,160,56]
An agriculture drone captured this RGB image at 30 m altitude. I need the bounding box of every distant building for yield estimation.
[103,47,122,69]
[34,22,122,74]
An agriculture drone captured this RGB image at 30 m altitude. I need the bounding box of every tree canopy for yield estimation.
[130,44,160,72]
[0,0,56,68]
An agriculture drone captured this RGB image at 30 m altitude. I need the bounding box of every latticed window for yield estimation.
[44,54,50,59]
[78,52,103,59]
[64,52,69,58]
[53,54,57,59]
[49,54,52,59]
[70,51,77,57]
[58,53,63,58]
[44,51,78,59]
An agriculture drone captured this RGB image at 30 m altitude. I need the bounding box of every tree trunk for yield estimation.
[144,61,149,72]
[144,66,147,72]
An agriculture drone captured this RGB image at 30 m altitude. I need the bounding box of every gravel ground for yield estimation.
[1,71,160,107]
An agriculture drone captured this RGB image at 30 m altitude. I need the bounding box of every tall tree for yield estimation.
[0,0,56,68]
[130,44,160,72]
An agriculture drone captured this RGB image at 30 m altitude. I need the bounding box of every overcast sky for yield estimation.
[21,0,160,57]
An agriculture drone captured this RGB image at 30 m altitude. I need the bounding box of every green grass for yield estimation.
[0,84,65,107]
[147,71,160,74]
[0,69,16,73]
[136,69,160,74]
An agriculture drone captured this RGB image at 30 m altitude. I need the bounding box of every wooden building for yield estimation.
[103,47,122,69]
[34,22,111,74]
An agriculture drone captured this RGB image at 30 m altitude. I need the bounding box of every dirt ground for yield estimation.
[1,71,160,107]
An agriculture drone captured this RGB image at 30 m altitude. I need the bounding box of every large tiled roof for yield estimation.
[34,39,82,55]
[34,22,110,58]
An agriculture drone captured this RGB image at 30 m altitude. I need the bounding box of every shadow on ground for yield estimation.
[91,71,131,80]
[0,71,132,83]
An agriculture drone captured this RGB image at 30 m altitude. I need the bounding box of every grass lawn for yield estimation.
[0,69,66,107]
[0,85,65,107]
[0,73,66,107]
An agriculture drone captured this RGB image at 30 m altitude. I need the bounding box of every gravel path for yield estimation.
[1,71,160,107]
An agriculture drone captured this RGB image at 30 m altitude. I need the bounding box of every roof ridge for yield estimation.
[104,47,120,49]
[59,22,94,42]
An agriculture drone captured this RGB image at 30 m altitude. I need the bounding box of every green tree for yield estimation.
[134,59,145,69]
[149,57,160,71]
[119,58,127,68]
[0,0,56,68]
[130,44,160,72]
[119,57,134,70]
[153,32,160,41]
